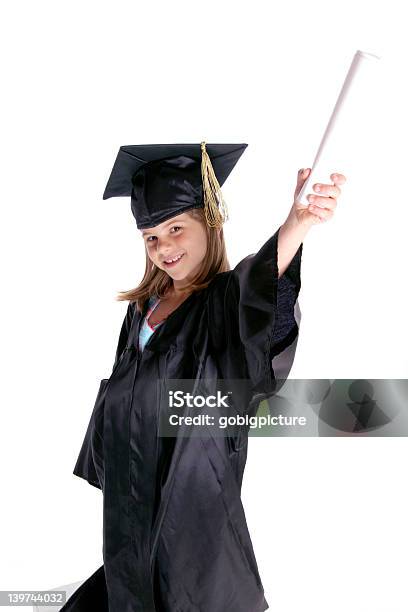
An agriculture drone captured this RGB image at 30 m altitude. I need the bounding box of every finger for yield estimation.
[308,205,334,221]
[330,173,347,185]
[307,194,337,210]
[298,168,311,181]
[312,183,341,198]
[294,168,311,199]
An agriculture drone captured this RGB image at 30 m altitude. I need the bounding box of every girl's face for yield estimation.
[141,212,209,286]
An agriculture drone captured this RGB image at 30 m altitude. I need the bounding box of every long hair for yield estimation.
[116,208,230,312]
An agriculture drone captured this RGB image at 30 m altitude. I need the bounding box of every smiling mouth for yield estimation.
[163,253,185,266]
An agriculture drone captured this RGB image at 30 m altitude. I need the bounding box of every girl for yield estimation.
[61,142,345,612]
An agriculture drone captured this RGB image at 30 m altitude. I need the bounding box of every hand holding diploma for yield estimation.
[293,167,347,226]
[277,168,347,277]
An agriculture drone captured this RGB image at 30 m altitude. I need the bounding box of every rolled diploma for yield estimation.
[296,49,381,207]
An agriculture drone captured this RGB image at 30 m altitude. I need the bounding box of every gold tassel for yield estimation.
[201,141,229,228]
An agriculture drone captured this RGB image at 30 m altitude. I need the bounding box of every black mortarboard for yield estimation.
[102,142,248,229]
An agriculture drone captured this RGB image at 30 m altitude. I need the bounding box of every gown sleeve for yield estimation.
[72,301,135,489]
[230,224,303,398]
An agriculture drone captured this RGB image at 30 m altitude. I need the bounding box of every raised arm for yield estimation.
[231,167,346,399]
[278,167,345,276]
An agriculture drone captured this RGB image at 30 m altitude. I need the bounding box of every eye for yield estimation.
[145,225,182,243]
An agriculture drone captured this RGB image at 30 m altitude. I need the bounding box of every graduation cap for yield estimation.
[102,142,248,229]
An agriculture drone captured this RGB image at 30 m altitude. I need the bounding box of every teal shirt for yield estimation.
[138,295,163,352]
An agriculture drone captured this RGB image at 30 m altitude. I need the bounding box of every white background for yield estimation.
[1,1,407,611]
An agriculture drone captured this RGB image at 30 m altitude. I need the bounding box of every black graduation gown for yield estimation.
[60,224,303,612]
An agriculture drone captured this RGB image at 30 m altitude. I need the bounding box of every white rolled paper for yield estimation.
[296,49,381,207]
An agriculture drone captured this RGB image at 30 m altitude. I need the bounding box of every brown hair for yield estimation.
[116,208,231,312]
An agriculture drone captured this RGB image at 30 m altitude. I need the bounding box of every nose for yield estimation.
[157,236,174,258]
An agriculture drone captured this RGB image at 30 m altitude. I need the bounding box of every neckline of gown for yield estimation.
[135,289,200,352]
[146,295,164,330]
